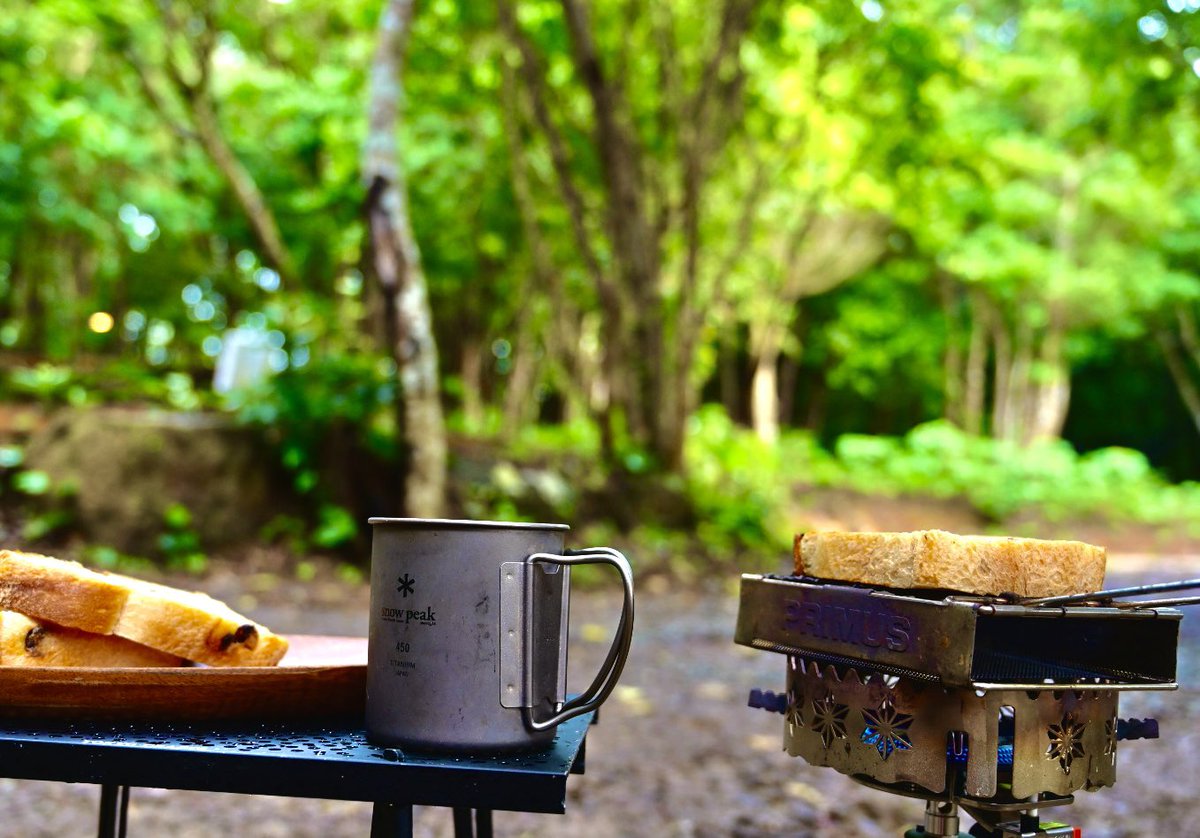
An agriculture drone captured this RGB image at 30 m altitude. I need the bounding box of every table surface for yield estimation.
[0,712,592,814]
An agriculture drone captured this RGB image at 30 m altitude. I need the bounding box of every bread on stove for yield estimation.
[794,530,1106,598]
[0,611,185,667]
[0,550,287,666]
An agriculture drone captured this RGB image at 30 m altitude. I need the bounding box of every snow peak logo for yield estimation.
[783,599,912,652]
[380,605,437,626]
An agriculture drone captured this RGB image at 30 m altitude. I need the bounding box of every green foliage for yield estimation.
[684,407,1200,548]
[2,0,1200,574]
[684,406,792,555]
[813,420,1200,527]
[157,502,207,573]
[236,350,396,498]
[311,504,358,550]
[2,451,77,542]
[21,509,74,542]
[81,544,156,575]
[12,469,51,496]
[7,364,81,404]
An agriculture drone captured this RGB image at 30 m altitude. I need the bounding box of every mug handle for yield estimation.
[522,547,635,732]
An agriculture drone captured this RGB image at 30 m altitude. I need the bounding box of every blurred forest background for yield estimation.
[2,0,1200,579]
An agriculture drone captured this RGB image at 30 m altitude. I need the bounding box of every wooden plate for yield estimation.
[0,635,367,722]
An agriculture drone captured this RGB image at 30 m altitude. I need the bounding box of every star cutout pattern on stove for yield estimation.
[1103,716,1116,758]
[785,691,805,734]
[861,697,914,760]
[810,695,849,749]
[1046,713,1087,774]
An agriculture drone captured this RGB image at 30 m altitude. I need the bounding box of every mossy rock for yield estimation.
[24,407,286,555]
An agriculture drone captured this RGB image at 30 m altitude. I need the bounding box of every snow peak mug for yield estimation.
[366,518,635,751]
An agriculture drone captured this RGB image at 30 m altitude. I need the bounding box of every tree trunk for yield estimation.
[778,349,800,429]
[750,357,779,443]
[750,321,785,443]
[363,0,447,518]
[1006,313,1034,445]
[989,304,1013,442]
[498,0,624,463]
[509,0,758,471]
[963,291,988,436]
[24,231,46,355]
[1026,315,1070,442]
[503,322,540,435]
[1028,363,1070,443]
[719,336,741,421]
[939,275,965,427]
[460,337,484,429]
[498,52,568,437]
[805,376,828,433]
[560,0,667,464]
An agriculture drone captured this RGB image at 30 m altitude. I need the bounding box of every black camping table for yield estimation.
[0,711,592,838]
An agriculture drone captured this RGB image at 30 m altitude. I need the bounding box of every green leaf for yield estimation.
[13,469,51,495]
[312,504,357,549]
[163,502,193,530]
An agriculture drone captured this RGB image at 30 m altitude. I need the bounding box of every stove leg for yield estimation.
[476,809,493,838]
[453,807,474,837]
[97,784,129,838]
[370,802,414,838]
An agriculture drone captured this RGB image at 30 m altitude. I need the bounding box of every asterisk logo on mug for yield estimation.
[397,573,415,597]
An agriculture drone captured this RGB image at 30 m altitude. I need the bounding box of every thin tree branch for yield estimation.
[123,44,199,142]
[496,0,608,295]
[649,3,680,246]
[710,155,769,290]
[677,0,757,353]
[1157,329,1200,436]
[558,0,655,290]
[1177,307,1200,366]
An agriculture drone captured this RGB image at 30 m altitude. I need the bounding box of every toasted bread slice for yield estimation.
[0,611,185,667]
[115,577,288,667]
[0,550,129,635]
[0,550,288,666]
[794,530,1106,598]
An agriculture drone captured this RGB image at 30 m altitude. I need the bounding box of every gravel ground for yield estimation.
[0,556,1197,837]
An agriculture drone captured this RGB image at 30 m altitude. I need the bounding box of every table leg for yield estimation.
[370,802,414,838]
[97,784,129,838]
[452,807,474,837]
[475,809,493,838]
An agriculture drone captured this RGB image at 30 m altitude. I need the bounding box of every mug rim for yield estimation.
[368,517,570,532]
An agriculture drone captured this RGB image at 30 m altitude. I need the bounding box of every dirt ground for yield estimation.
[0,554,1197,837]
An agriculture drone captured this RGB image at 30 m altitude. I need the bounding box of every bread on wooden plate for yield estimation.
[0,550,130,636]
[0,549,288,666]
[0,611,185,668]
[794,529,1106,598]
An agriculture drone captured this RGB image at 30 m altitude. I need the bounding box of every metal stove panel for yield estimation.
[1010,689,1117,799]
[737,574,1180,690]
[782,657,1119,800]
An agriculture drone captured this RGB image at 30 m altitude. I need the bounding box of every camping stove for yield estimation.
[735,574,1193,837]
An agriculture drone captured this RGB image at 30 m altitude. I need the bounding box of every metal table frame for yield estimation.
[0,713,592,838]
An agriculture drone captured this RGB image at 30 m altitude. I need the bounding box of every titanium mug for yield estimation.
[366,517,635,751]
